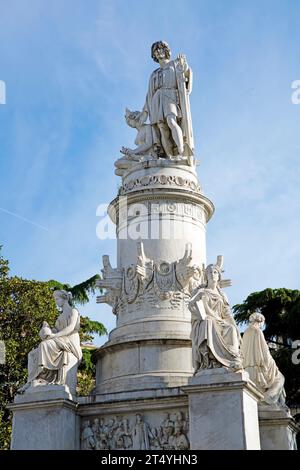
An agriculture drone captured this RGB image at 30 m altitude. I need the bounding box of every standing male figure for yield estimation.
[140,41,194,158]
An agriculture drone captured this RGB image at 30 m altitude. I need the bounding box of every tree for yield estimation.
[0,247,106,449]
[233,288,300,407]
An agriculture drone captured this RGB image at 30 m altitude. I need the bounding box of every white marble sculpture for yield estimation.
[96,255,123,313]
[123,41,194,161]
[97,242,201,314]
[189,256,243,373]
[142,41,193,158]
[18,290,82,393]
[81,411,190,450]
[242,312,286,407]
[115,109,155,176]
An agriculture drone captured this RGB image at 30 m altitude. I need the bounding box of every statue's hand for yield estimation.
[177,54,188,71]
[44,332,55,340]
[39,323,53,340]
[120,146,128,155]
[120,147,134,159]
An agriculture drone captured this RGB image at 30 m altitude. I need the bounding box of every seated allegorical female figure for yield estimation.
[19,289,82,394]
[242,312,286,407]
[188,257,243,373]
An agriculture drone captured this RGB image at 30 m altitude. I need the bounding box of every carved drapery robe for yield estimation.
[28,309,82,385]
[143,58,194,155]
[242,324,286,406]
[190,288,242,371]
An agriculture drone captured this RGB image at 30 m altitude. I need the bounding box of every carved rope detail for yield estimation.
[81,411,190,450]
[119,174,201,195]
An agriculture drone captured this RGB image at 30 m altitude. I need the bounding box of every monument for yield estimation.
[9,41,298,450]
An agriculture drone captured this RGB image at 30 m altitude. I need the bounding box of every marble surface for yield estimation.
[184,368,262,450]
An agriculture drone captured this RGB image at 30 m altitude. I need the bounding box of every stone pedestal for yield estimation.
[258,404,298,450]
[183,368,263,450]
[9,386,78,450]
[95,160,214,395]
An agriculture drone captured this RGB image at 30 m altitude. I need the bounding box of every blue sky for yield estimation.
[0,0,299,345]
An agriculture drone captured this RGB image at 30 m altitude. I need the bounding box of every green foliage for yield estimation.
[71,275,101,305]
[47,275,101,306]
[0,276,58,449]
[0,246,9,280]
[0,247,106,449]
[77,348,98,396]
[77,371,95,396]
[80,348,95,373]
[233,288,300,407]
[80,316,107,343]
[233,288,300,343]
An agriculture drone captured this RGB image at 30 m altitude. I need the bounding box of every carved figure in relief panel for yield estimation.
[131,413,153,450]
[113,417,133,450]
[94,418,110,450]
[169,423,189,450]
[81,421,96,450]
[159,412,175,448]
[81,412,190,450]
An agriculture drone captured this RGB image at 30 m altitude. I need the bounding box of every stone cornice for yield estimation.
[183,379,264,402]
[8,398,78,412]
[108,188,214,224]
[78,393,188,415]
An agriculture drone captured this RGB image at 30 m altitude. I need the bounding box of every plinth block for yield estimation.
[183,368,263,450]
[9,386,78,450]
[258,404,298,450]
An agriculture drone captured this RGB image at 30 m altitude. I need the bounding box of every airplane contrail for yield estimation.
[0,207,50,232]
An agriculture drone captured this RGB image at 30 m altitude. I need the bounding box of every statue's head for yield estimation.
[206,264,221,282]
[204,255,224,286]
[53,289,73,307]
[174,423,181,435]
[125,108,143,129]
[249,311,265,328]
[151,41,171,63]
